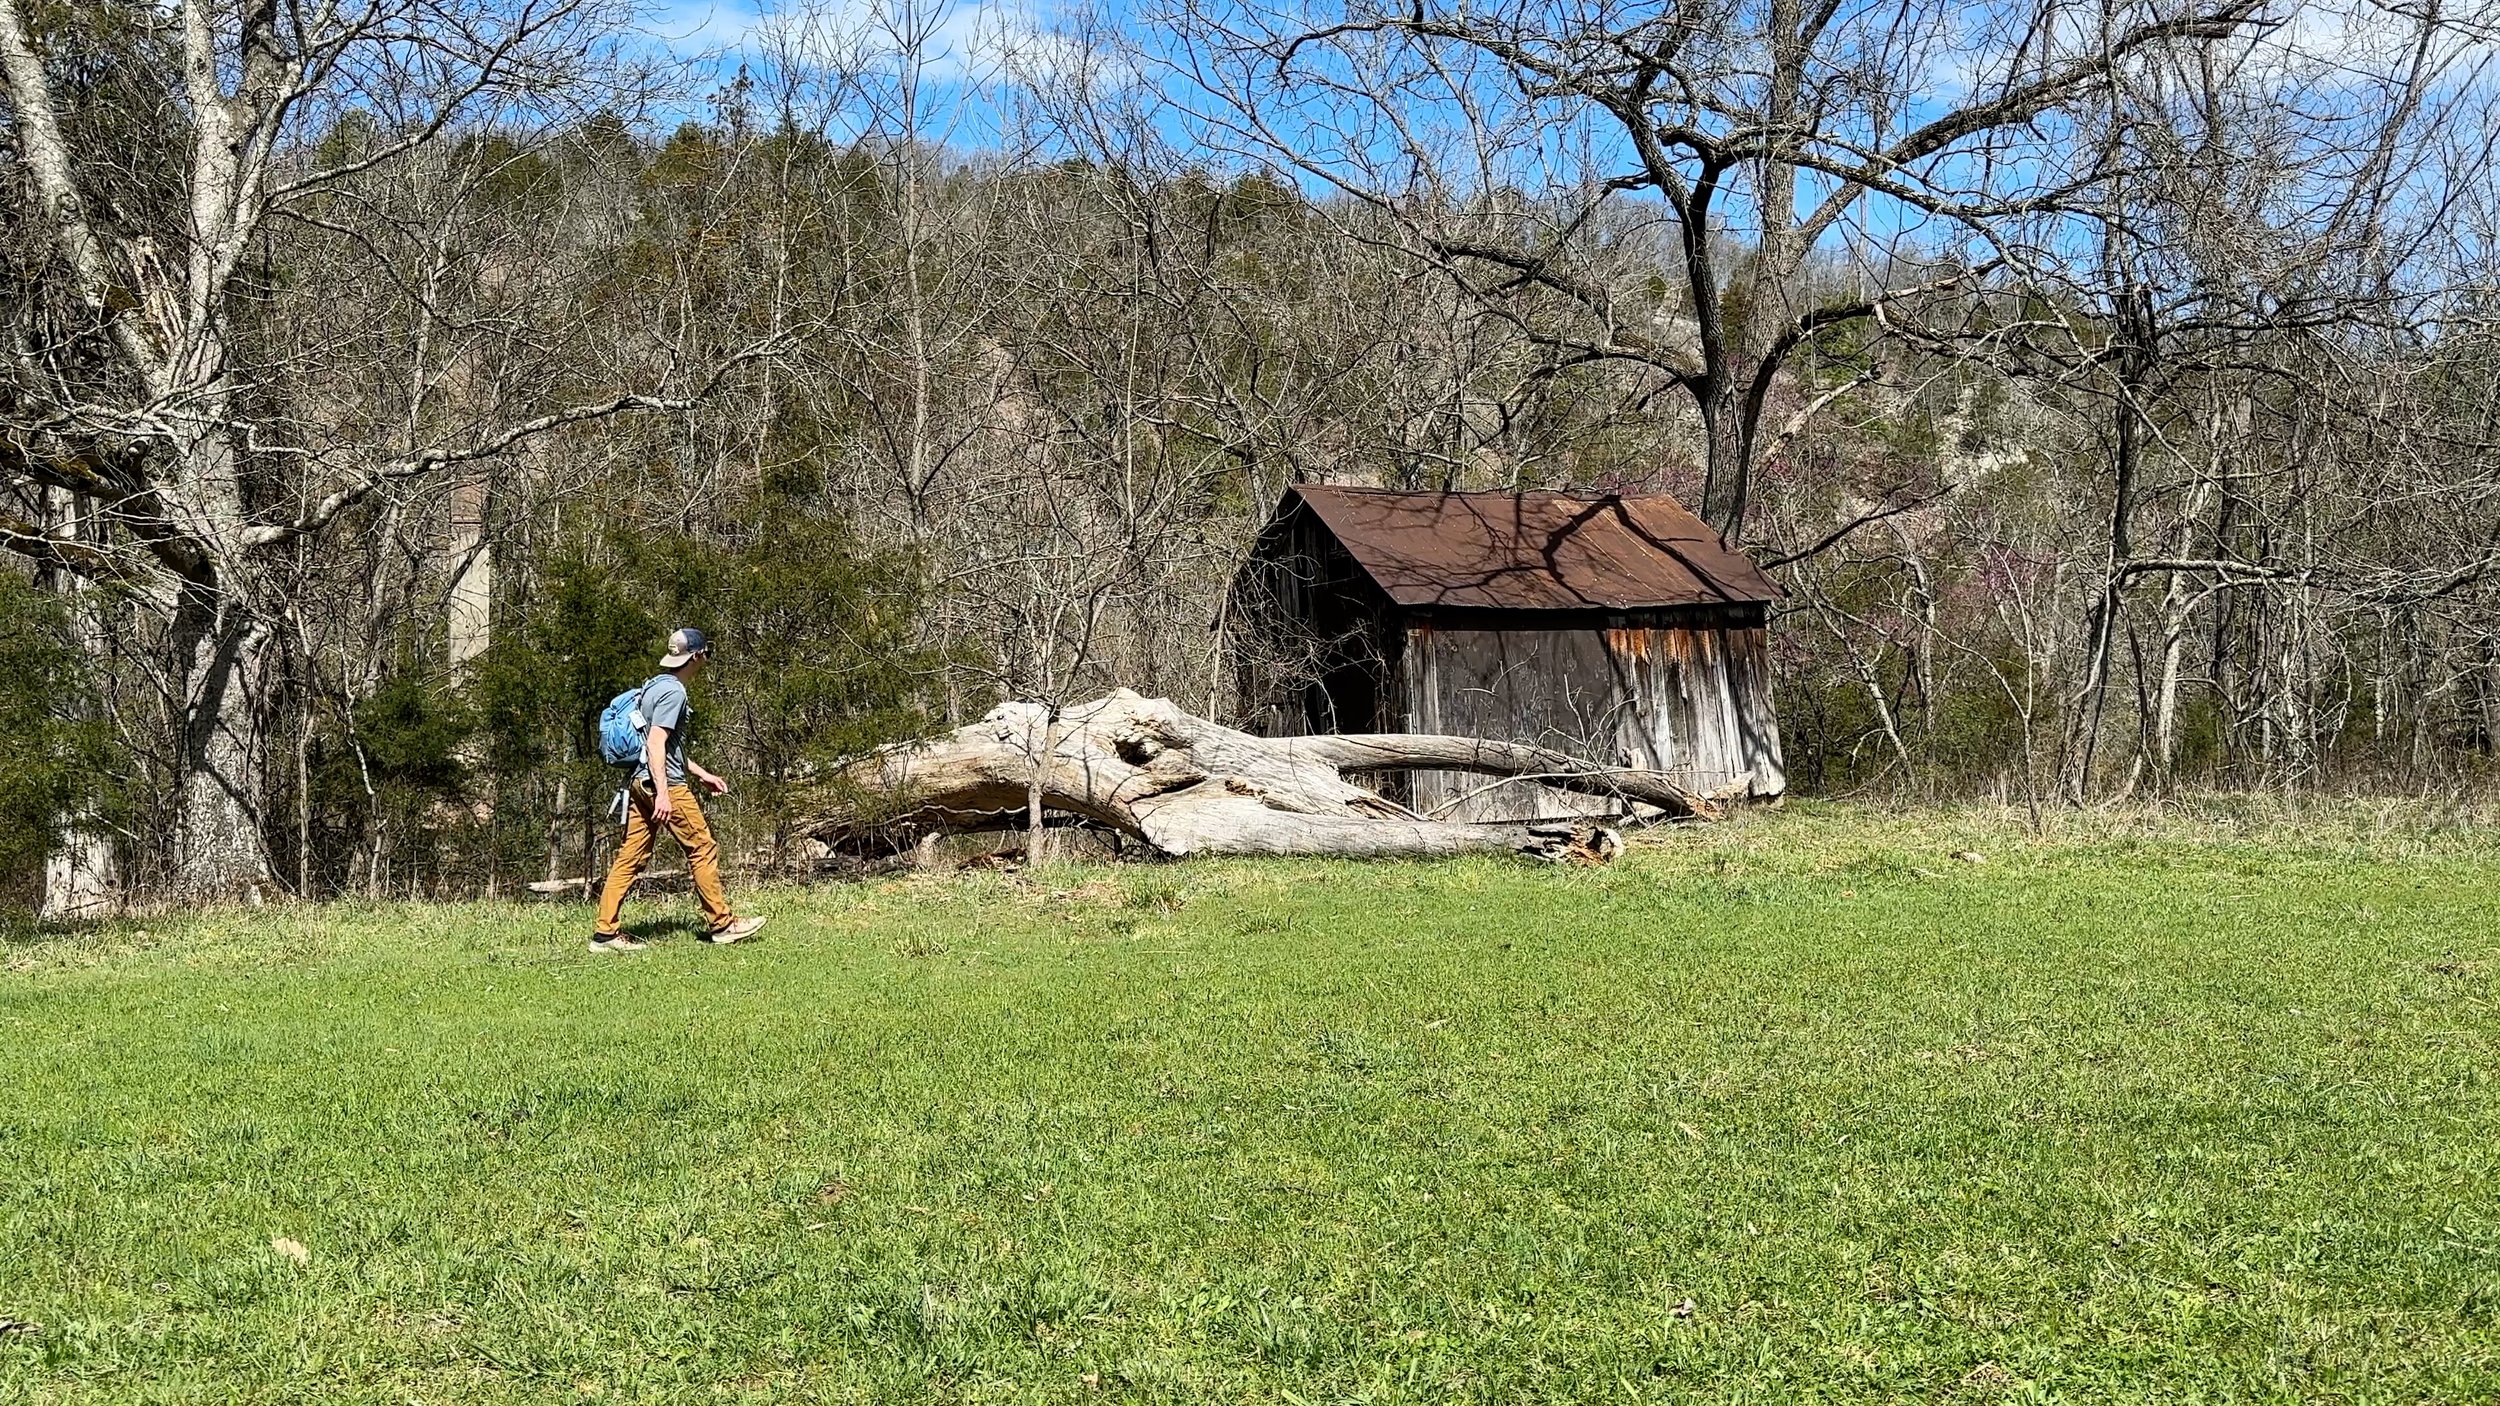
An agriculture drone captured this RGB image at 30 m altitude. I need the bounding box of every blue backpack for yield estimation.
[597,683,651,767]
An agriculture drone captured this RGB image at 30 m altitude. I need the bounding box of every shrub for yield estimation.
[0,575,114,910]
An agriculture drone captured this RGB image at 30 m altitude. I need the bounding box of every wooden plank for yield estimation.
[1405,626,1657,822]
[1725,625,1788,795]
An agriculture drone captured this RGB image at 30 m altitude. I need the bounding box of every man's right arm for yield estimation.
[645,724,674,819]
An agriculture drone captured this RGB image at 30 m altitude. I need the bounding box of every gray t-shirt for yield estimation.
[637,673,691,784]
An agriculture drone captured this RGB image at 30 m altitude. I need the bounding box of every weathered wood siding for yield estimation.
[1401,617,1786,822]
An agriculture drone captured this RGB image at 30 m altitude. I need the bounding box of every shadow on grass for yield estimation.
[1,912,127,963]
[617,915,718,943]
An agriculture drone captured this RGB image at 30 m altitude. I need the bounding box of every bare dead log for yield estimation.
[1299,734,1747,817]
[525,868,684,896]
[799,690,1735,862]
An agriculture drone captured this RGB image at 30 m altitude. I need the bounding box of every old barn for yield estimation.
[1227,486,1786,821]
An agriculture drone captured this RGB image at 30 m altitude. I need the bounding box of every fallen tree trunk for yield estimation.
[1301,734,1751,818]
[525,869,684,896]
[799,690,1737,863]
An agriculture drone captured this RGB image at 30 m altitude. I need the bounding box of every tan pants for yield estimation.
[594,781,735,936]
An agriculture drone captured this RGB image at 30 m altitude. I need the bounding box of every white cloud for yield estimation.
[723,0,1066,83]
[1927,0,2485,106]
[643,0,771,54]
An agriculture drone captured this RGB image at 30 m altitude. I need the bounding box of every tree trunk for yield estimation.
[172,592,275,902]
[801,691,1738,862]
[2483,636,2500,756]
[2147,477,2216,790]
[1699,378,1754,540]
[1024,706,1059,864]
[447,471,492,673]
[41,833,115,921]
[39,490,118,920]
[2069,285,2156,800]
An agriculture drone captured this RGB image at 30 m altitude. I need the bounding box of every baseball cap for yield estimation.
[658,627,711,668]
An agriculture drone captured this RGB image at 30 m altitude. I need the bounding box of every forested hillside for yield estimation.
[6,0,2500,908]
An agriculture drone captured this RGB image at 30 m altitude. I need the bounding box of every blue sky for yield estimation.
[639,0,1088,83]
[646,0,772,50]
[620,0,2495,293]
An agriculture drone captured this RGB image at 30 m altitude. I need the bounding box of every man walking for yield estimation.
[592,628,767,951]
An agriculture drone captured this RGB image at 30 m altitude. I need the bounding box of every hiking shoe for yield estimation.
[705,916,767,944]
[589,935,647,953]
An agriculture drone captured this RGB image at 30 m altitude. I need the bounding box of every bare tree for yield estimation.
[0,0,778,897]
[1173,0,2276,539]
[2001,0,2500,794]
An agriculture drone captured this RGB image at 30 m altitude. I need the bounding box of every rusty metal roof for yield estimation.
[1282,485,1779,612]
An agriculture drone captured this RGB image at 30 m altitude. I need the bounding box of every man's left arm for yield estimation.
[688,757,730,797]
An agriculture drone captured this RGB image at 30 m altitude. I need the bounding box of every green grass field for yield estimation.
[4,804,2497,1404]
